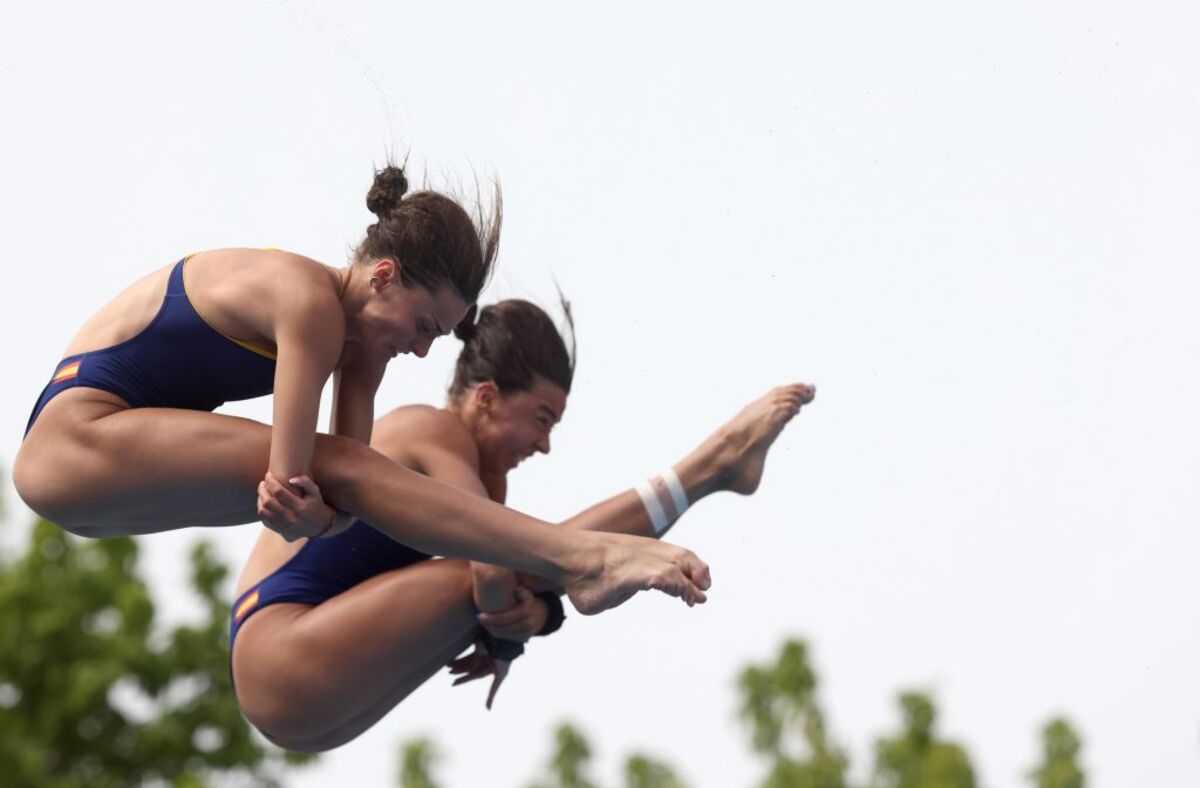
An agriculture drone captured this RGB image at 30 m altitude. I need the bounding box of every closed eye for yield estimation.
[535,404,560,432]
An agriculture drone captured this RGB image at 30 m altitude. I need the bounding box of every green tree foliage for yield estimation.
[397,639,1085,788]
[1027,718,1084,788]
[624,753,686,788]
[737,639,850,788]
[527,723,690,788]
[398,737,440,788]
[0,518,312,787]
[529,722,599,788]
[871,692,974,788]
[399,722,689,788]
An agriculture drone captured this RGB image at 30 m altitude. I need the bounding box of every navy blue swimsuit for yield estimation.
[26,258,545,659]
[25,257,277,433]
[229,522,539,662]
[229,520,432,646]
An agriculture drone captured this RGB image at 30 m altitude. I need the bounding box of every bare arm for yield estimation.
[254,287,355,541]
[329,355,385,445]
[267,288,345,481]
[412,440,520,615]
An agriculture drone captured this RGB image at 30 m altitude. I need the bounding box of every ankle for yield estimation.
[557,531,604,585]
[636,468,692,535]
[675,445,728,499]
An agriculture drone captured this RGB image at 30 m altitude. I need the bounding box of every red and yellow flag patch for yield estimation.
[234,590,260,622]
[52,361,81,383]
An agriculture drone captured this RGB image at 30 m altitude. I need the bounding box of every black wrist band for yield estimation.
[535,591,566,636]
[480,630,525,661]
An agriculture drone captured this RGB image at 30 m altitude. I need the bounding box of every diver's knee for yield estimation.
[241,704,344,753]
[259,727,343,754]
[12,459,106,537]
[11,451,54,521]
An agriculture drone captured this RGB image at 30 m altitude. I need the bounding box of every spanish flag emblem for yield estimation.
[52,361,81,383]
[234,590,260,622]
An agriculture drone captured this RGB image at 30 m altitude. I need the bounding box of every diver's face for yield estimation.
[477,376,568,472]
[361,261,468,361]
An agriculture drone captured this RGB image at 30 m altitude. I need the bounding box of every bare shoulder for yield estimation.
[264,249,341,292]
[187,248,345,343]
[372,405,479,469]
[376,405,475,449]
[201,249,339,300]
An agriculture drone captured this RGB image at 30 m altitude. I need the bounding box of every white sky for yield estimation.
[2,1,1199,786]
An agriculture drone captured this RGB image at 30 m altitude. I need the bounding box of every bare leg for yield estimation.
[514,383,815,592]
[14,391,709,614]
[283,631,473,753]
[234,384,814,749]
[232,559,478,750]
[568,383,814,533]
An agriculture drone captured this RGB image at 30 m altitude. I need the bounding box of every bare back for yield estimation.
[62,249,344,360]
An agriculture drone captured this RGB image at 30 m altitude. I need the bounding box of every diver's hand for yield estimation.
[477,586,547,641]
[257,472,353,541]
[447,639,511,710]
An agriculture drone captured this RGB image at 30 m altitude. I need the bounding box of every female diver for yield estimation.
[13,165,709,616]
[234,297,815,751]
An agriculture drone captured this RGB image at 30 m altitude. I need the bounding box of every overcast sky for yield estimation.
[2,1,1199,786]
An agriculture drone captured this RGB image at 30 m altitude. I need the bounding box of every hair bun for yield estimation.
[454,304,480,342]
[365,165,410,217]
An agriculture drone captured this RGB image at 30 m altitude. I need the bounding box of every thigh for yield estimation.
[274,629,475,753]
[232,558,478,743]
[16,389,271,535]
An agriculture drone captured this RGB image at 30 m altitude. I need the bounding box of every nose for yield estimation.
[535,433,551,455]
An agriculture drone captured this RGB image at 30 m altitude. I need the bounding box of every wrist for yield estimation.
[535,591,566,636]
[313,506,338,539]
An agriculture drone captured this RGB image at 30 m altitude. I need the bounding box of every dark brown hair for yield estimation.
[449,298,576,400]
[355,164,501,303]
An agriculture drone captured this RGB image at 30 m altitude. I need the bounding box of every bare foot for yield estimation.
[707,383,815,495]
[561,532,711,615]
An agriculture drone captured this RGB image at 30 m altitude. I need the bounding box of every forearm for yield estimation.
[268,438,314,482]
[270,333,341,481]
[268,389,319,480]
[329,364,380,445]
